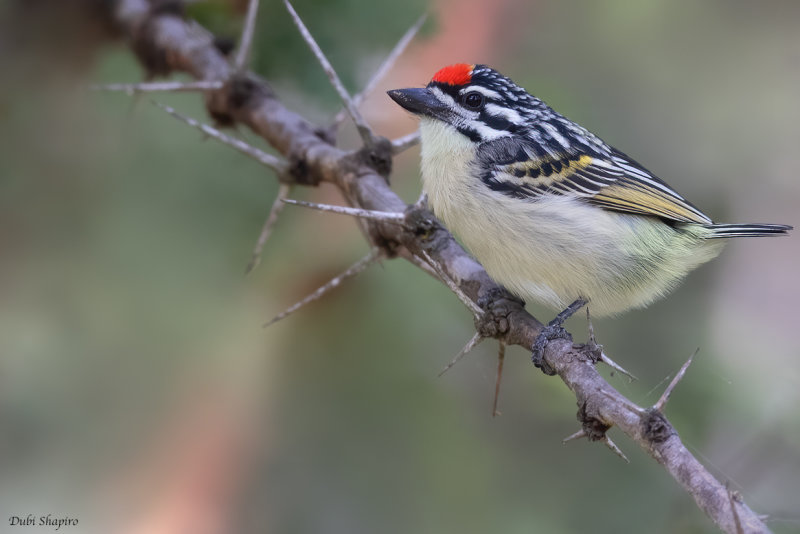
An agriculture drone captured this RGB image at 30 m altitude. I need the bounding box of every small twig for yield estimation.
[653,348,698,412]
[562,429,588,444]
[89,80,224,93]
[585,307,636,381]
[598,388,646,415]
[281,198,406,223]
[234,0,261,71]
[492,341,505,417]
[264,249,381,327]
[586,307,596,345]
[420,250,483,318]
[563,427,628,462]
[283,0,375,147]
[438,332,484,377]
[600,352,638,382]
[402,250,439,278]
[246,183,291,274]
[153,101,287,172]
[391,131,420,154]
[643,374,673,400]
[602,435,630,463]
[331,13,427,128]
[727,484,745,534]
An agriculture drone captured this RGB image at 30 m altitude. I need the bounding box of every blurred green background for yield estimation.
[1,0,799,532]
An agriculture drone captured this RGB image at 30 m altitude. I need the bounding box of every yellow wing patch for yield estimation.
[503,154,594,189]
[490,145,712,225]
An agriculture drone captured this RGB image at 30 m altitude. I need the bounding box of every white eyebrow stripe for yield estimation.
[469,120,512,140]
[461,85,503,100]
[484,103,524,125]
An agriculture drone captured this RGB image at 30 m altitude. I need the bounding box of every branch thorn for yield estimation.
[281,198,406,223]
[492,340,505,417]
[599,352,638,382]
[602,435,630,463]
[264,249,382,327]
[562,429,588,444]
[598,388,645,415]
[283,0,375,147]
[152,101,287,172]
[89,80,224,94]
[391,131,420,154]
[246,183,291,274]
[420,250,483,319]
[585,307,635,381]
[653,348,698,413]
[438,332,484,377]
[331,13,427,129]
[726,482,745,534]
[234,0,261,71]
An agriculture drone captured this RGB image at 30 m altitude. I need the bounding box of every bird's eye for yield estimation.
[462,92,484,110]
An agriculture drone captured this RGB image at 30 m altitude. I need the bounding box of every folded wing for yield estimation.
[478,138,712,225]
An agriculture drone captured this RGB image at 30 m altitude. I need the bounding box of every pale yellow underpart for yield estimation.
[419,118,724,317]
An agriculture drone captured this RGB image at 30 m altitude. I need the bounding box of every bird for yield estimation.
[387,63,791,356]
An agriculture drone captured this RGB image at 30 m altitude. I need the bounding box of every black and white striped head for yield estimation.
[388,64,556,143]
[388,64,607,158]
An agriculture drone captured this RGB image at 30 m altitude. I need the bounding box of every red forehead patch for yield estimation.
[431,63,474,86]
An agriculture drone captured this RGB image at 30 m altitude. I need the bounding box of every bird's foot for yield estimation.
[531,298,587,375]
[531,324,570,375]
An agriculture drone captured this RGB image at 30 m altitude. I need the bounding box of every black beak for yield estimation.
[387,88,447,119]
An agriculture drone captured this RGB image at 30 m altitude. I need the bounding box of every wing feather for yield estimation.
[478,139,712,225]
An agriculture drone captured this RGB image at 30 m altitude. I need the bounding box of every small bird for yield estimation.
[388,64,791,326]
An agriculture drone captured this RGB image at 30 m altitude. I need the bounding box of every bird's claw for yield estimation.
[531,324,571,375]
[531,298,586,375]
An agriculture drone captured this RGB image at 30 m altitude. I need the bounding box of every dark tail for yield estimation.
[706,223,793,238]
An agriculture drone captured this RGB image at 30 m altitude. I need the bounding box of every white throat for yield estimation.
[418,118,478,227]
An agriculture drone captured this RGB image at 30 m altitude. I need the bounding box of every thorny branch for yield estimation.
[246,182,291,274]
[391,130,420,154]
[103,1,770,532]
[281,198,407,222]
[438,332,484,377]
[282,0,375,147]
[233,0,260,71]
[330,13,427,129]
[90,80,224,92]
[492,340,505,417]
[264,249,382,327]
[153,101,287,172]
